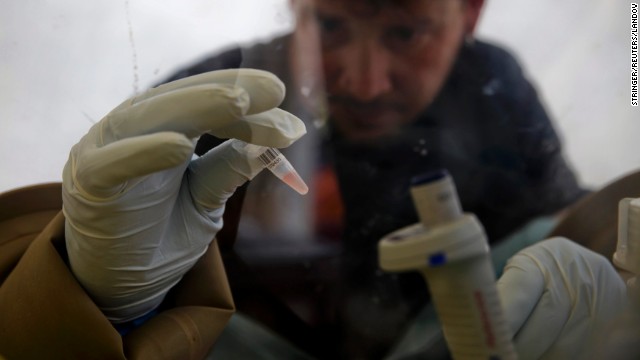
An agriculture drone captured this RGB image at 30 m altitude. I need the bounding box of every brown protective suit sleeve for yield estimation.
[0,183,235,360]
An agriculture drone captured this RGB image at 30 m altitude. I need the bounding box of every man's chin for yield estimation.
[336,125,402,144]
[328,101,423,144]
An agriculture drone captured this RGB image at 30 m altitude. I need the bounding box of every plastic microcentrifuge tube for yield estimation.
[257,147,309,195]
[232,140,308,195]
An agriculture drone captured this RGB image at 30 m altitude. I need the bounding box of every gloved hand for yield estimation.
[62,69,306,323]
[497,237,627,360]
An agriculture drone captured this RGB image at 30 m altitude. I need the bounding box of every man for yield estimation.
[163,0,586,357]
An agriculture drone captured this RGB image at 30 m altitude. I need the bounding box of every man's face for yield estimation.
[304,0,479,142]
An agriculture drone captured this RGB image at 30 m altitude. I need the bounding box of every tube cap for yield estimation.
[409,170,463,228]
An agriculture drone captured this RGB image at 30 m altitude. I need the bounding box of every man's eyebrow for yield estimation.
[312,9,343,21]
[387,17,434,30]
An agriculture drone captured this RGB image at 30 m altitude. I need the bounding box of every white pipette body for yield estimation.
[379,170,517,360]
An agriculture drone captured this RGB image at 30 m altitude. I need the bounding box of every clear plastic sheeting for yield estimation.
[2,1,639,359]
[1,0,638,192]
[0,0,293,192]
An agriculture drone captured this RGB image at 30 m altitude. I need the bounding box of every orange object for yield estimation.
[314,165,345,240]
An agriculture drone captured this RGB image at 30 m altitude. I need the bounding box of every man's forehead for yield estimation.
[309,0,456,18]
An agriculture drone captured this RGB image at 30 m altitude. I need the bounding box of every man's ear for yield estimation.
[464,0,485,35]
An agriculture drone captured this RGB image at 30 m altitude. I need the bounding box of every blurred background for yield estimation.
[1,0,638,193]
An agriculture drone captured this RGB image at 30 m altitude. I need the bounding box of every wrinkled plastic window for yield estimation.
[2,1,638,359]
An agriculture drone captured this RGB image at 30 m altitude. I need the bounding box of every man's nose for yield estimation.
[337,41,393,101]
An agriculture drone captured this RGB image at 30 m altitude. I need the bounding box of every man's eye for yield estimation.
[316,15,344,34]
[386,26,416,42]
[315,15,348,48]
[383,25,432,51]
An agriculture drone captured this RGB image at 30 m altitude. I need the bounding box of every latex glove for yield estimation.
[62,69,306,323]
[496,237,627,360]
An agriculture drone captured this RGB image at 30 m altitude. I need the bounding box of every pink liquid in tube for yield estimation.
[257,148,309,195]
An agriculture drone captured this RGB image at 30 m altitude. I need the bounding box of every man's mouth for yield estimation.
[327,96,407,140]
[329,97,401,124]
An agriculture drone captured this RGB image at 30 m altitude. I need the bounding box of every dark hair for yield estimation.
[345,0,386,17]
[346,0,456,17]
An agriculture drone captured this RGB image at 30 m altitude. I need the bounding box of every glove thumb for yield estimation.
[187,139,266,214]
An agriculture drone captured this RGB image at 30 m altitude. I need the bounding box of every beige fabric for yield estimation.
[0,183,234,360]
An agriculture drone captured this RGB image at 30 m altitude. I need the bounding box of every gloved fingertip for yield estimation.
[212,108,307,148]
[497,256,546,339]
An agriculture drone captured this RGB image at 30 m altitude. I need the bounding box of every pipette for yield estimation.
[379,170,517,360]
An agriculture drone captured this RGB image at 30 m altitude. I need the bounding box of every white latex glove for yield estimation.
[496,237,627,360]
[62,69,306,323]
